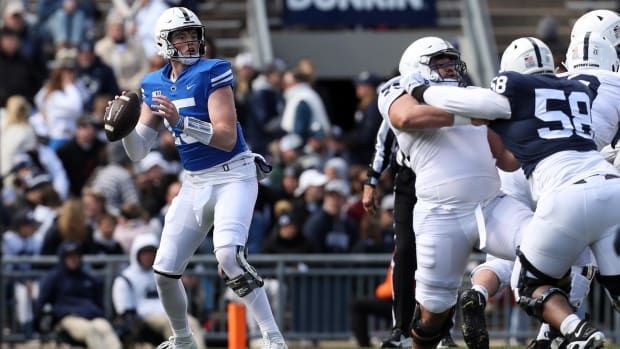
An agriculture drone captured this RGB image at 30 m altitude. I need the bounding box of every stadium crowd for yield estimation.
[2,1,620,349]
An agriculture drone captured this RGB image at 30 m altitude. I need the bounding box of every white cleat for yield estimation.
[262,331,288,349]
[156,335,198,349]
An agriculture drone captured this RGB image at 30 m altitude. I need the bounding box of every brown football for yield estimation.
[104,91,141,142]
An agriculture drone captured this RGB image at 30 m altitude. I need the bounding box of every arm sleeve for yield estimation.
[121,122,159,161]
[422,85,512,120]
[367,120,394,184]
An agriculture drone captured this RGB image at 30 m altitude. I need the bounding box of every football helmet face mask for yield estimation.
[154,7,205,65]
[571,9,620,47]
[500,37,555,75]
[398,36,467,86]
[566,31,620,72]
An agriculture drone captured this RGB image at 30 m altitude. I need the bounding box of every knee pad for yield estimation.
[409,303,454,347]
[596,274,620,313]
[515,248,571,320]
[569,265,596,309]
[215,245,264,298]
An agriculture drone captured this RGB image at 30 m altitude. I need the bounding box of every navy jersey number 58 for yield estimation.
[491,75,593,140]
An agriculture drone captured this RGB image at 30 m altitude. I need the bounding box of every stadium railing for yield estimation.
[1,253,619,345]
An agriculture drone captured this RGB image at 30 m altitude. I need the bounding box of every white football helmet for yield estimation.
[154,7,205,65]
[566,31,620,72]
[500,37,555,75]
[571,9,620,47]
[398,36,467,86]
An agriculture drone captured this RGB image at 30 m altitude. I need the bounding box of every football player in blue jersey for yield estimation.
[116,7,287,349]
[402,37,620,349]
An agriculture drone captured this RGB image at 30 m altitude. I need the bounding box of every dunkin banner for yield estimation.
[282,0,437,27]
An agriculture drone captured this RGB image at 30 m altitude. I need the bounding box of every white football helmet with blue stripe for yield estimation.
[154,7,205,65]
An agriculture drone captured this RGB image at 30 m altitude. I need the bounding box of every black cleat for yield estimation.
[438,332,458,348]
[528,339,551,349]
[459,289,489,349]
[381,328,412,348]
[562,320,605,349]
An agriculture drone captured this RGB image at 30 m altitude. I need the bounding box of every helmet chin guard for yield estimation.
[154,7,205,65]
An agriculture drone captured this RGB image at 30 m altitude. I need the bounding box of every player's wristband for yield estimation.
[183,116,214,145]
[410,85,429,103]
[174,115,184,130]
[364,177,378,187]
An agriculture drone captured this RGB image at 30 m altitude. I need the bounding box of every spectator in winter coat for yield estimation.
[34,241,121,349]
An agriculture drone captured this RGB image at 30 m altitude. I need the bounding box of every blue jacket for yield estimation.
[35,242,104,325]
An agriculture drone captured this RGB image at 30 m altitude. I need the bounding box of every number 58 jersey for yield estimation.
[488,72,598,178]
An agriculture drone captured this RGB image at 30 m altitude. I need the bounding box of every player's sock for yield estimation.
[155,274,192,338]
[560,314,581,336]
[241,287,280,334]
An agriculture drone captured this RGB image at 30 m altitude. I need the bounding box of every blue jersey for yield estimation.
[488,72,597,177]
[141,59,249,171]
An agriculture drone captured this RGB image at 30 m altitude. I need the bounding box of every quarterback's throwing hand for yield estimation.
[401,71,429,96]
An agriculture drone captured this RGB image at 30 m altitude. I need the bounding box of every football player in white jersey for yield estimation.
[403,35,620,349]
[570,9,620,49]
[114,7,286,349]
[380,37,536,349]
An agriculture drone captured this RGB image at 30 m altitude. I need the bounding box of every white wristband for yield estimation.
[453,115,471,126]
[183,116,214,145]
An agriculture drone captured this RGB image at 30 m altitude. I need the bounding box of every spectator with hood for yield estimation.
[112,233,205,348]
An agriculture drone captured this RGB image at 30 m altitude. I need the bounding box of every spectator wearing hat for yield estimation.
[262,210,316,254]
[344,71,383,166]
[3,209,43,338]
[266,133,303,195]
[95,10,149,93]
[34,241,122,349]
[134,151,179,218]
[75,40,120,112]
[0,26,43,106]
[7,149,68,204]
[56,114,106,197]
[90,141,139,216]
[32,47,84,150]
[303,179,358,253]
[291,168,327,229]
[1,0,46,67]
[246,59,287,155]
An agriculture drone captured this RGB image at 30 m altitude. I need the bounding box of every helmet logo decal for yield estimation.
[524,55,536,69]
[526,37,543,68]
